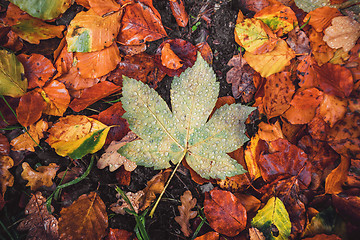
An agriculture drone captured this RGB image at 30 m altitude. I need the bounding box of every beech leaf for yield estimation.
[118,53,254,179]
[252,197,291,240]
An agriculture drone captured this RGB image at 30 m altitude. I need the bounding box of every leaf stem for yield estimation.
[149,150,187,217]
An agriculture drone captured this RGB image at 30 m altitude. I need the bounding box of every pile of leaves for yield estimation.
[1,0,360,239]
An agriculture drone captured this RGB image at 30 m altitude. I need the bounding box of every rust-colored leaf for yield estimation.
[204,189,247,237]
[17,53,55,89]
[303,6,342,32]
[259,139,311,186]
[297,55,318,88]
[332,195,360,223]
[174,190,197,237]
[11,119,48,152]
[69,81,121,112]
[194,231,220,240]
[195,41,213,65]
[318,93,347,127]
[325,156,350,194]
[161,42,183,70]
[88,0,120,16]
[308,28,335,66]
[17,192,58,239]
[257,121,284,142]
[75,42,121,79]
[21,162,59,191]
[234,193,261,214]
[40,80,71,116]
[263,72,295,118]
[56,67,100,92]
[346,159,360,188]
[59,192,108,240]
[16,90,46,127]
[106,229,135,240]
[169,0,188,27]
[244,134,265,180]
[0,134,10,155]
[283,88,323,124]
[53,40,74,79]
[0,156,14,196]
[118,0,167,45]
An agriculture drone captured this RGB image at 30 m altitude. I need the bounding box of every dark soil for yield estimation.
[0,1,245,239]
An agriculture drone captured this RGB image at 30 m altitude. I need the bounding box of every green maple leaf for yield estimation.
[118,53,254,179]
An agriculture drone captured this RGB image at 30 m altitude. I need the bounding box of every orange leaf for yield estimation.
[75,42,121,79]
[17,53,55,89]
[244,134,265,180]
[259,138,311,186]
[233,193,261,213]
[169,0,188,27]
[17,192,58,239]
[59,192,108,240]
[69,81,121,112]
[56,67,100,92]
[53,40,73,79]
[39,80,70,116]
[318,93,347,127]
[258,121,284,142]
[21,162,59,191]
[16,91,46,127]
[2,30,23,52]
[204,189,247,237]
[161,42,183,70]
[11,119,48,152]
[174,190,197,237]
[88,0,120,16]
[106,229,135,240]
[0,156,14,196]
[263,72,295,118]
[118,0,167,45]
[308,28,335,66]
[303,6,342,32]
[283,88,323,124]
[325,156,350,194]
[196,41,213,65]
[194,232,220,240]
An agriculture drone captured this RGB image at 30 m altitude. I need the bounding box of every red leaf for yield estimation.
[106,228,135,240]
[204,189,247,237]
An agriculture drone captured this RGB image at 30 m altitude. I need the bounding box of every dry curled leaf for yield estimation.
[174,190,197,237]
[98,131,138,172]
[21,162,59,191]
[0,156,14,196]
[110,190,145,215]
[17,192,58,240]
[59,192,108,240]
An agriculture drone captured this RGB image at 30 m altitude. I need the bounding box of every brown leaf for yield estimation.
[226,54,257,102]
[40,80,71,116]
[11,119,48,152]
[194,231,220,240]
[59,192,108,240]
[263,72,295,118]
[17,192,58,240]
[140,168,172,211]
[303,6,342,32]
[161,42,183,70]
[345,159,360,188]
[325,156,350,194]
[318,93,347,127]
[259,139,311,186]
[204,189,247,237]
[0,134,10,155]
[16,90,46,127]
[174,190,197,237]
[0,156,14,195]
[110,190,145,215]
[170,0,188,27]
[0,97,19,128]
[234,193,261,213]
[118,0,167,45]
[332,194,360,223]
[56,66,100,92]
[249,227,265,240]
[258,121,284,142]
[286,27,311,55]
[106,228,135,240]
[308,113,329,141]
[17,53,56,89]
[308,28,335,66]
[283,88,323,124]
[302,234,342,240]
[98,131,138,172]
[21,162,59,191]
[69,81,121,112]
[57,166,83,184]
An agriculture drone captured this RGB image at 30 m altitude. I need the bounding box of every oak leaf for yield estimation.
[119,53,254,179]
[46,115,111,159]
[204,189,247,237]
[59,192,108,240]
[11,119,48,152]
[110,190,144,215]
[323,16,360,52]
[98,131,138,172]
[0,156,14,196]
[21,162,59,191]
[17,192,59,239]
[174,190,197,237]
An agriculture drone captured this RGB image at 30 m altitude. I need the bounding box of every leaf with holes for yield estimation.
[118,53,254,179]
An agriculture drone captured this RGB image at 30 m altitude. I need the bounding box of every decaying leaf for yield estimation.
[252,197,291,240]
[110,190,144,215]
[249,227,266,240]
[59,192,108,240]
[0,49,27,97]
[98,131,138,172]
[46,115,111,159]
[204,189,247,237]
[119,53,254,179]
[11,119,48,152]
[17,192,59,239]
[294,0,330,13]
[0,156,14,196]
[323,16,360,52]
[21,162,59,191]
[325,156,350,194]
[174,190,197,237]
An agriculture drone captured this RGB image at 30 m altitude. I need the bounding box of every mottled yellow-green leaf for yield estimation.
[294,0,330,13]
[119,53,255,179]
[244,39,295,78]
[0,50,27,97]
[66,9,122,52]
[9,0,71,20]
[252,197,291,240]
